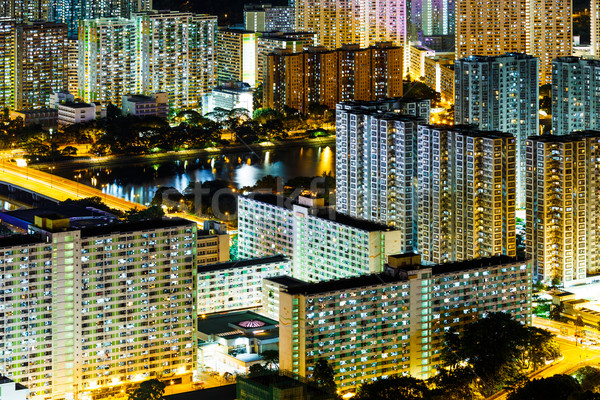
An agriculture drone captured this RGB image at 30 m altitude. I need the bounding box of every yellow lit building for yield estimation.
[216,28,257,87]
[455,0,571,84]
[15,21,67,109]
[525,132,600,284]
[417,125,516,264]
[423,53,454,102]
[0,18,16,110]
[409,45,435,81]
[277,255,532,390]
[264,42,403,112]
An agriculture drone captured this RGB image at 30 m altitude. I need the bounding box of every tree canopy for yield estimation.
[442,312,560,396]
[128,379,165,400]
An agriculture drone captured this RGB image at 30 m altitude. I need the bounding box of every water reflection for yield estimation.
[54,145,336,205]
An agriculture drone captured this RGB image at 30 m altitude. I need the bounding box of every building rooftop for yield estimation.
[197,311,278,336]
[243,193,395,232]
[285,273,409,296]
[527,131,600,143]
[61,101,94,109]
[430,255,528,275]
[198,255,289,273]
[459,53,535,62]
[80,218,194,238]
[264,275,307,287]
[284,255,528,295]
[123,94,156,103]
[0,235,44,248]
[0,205,117,230]
[12,108,57,115]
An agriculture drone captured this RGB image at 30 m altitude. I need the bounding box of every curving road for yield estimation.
[0,161,145,212]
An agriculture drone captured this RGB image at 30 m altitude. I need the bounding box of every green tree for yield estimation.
[441,313,530,395]
[550,303,564,321]
[576,366,600,393]
[248,363,268,377]
[128,379,166,400]
[507,375,581,400]
[311,358,337,395]
[259,350,279,370]
[526,326,561,370]
[428,367,482,400]
[355,375,431,400]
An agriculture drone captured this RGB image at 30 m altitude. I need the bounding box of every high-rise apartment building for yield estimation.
[455,0,570,84]
[237,194,404,282]
[455,53,538,206]
[244,4,296,33]
[1,0,49,22]
[530,0,571,84]
[265,43,403,112]
[15,21,67,109]
[0,216,198,400]
[78,12,216,109]
[294,0,407,51]
[0,18,16,110]
[526,132,600,284]
[140,11,217,110]
[419,0,455,36]
[417,125,516,264]
[48,0,153,37]
[216,28,257,87]
[78,18,140,106]
[423,52,454,102]
[335,99,431,253]
[256,32,315,84]
[278,255,532,389]
[593,1,600,56]
[552,57,600,135]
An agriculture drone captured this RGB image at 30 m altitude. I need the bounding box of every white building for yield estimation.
[49,91,75,108]
[335,99,431,253]
[121,93,168,119]
[202,82,253,117]
[238,194,405,282]
[0,377,28,400]
[57,101,100,126]
[196,255,291,315]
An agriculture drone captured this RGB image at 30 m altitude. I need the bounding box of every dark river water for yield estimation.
[49,144,336,205]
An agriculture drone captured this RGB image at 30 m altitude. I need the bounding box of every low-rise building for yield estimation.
[197,255,291,315]
[278,255,532,390]
[49,91,75,107]
[202,82,254,117]
[9,108,57,127]
[121,93,169,119]
[57,102,99,126]
[197,311,279,374]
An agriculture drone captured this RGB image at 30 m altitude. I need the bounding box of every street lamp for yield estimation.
[49,166,55,187]
[75,173,82,197]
